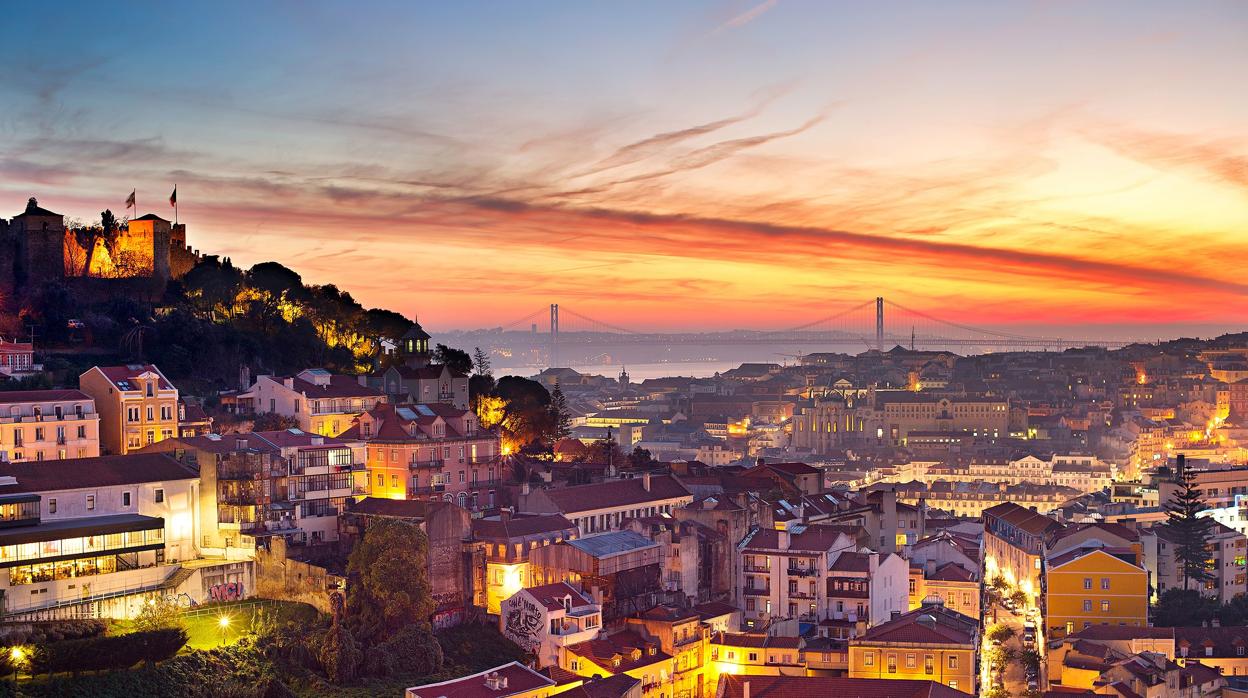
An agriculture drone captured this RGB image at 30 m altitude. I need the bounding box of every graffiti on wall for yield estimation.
[208,582,245,602]
[502,594,544,652]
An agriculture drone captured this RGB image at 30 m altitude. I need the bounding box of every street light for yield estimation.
[218,615,231,646]
[9,646,22,681]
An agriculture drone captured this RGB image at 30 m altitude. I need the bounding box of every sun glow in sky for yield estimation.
[2,1,1246,334]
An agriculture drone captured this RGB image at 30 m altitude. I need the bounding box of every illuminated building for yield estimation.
[908,563,979,620]
[885,480,1080,519]
[626,606,709,698]
[79,364,180,455]
[529,530,662,622]
[1043,547,1147,640]
[0,389,100,462]
[563,630,675,698]
[707,632,804,688]
[0,453,250,619]
[1049,625,1248,687]
[1142,521,1246,604]
[146,430,368,551]
[0,338,38,379]
[471,510,577,615]
[242,368,384,437]
[847,600,979,694]
[341,401,500,504]
[499,582,601,669]
[982,503,1064,605]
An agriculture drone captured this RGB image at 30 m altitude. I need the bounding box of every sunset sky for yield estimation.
[2,1,1246,335]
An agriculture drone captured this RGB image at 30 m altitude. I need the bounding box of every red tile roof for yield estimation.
[0,453,196,493]
[406,662,555,698]
[285,373,382,399]
[856,605,978,647]
[540,475,691,514]
[0,389,91,405]
[473,513,576,540]
[829,551,871,573]
[567,630,670,672]
[90,364,175,391]
[928,562,975,582]
[521,582,595,611]
[717,674,970,698]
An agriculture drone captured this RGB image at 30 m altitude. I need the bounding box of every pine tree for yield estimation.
[549,383,571,441]
[1163,456,1215,591]
[472,347,492,377]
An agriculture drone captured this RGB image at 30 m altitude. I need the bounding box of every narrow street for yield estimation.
[985,599,1035,696]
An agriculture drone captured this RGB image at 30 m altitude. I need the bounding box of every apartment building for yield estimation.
[340,401,500,504]
[1142,521,1248,603]
[243,368,384,437]
[79,364,179,455]
[848,601,979,694]
[499,581,602,669]
[626,606,710,698]
[0,389,99,462]
[737,524,858,628]
[472,511,579,614]
[825,550,908,628]
[147,430,368,552]
[564,630,675,698]
[1043,547,1148,639]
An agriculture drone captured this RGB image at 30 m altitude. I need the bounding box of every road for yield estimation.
[986,599,1037,695]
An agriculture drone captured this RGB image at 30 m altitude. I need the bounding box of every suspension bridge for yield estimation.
[489,298,1136,367]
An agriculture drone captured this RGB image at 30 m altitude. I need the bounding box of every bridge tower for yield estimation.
[875,297,884,352]
[549,303,560,368]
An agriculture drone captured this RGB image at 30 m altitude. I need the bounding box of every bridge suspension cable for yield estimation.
[765,299,878,336]
[557,307,643,335]
[884,299,1061,342]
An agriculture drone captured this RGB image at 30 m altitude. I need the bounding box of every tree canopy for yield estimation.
[346,518,434,645]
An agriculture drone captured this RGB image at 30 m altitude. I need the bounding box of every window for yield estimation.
[1101,577,1110,590]
[948,655,958,669]
[127,406,140,423]
[1083,577,1092,590]
[87,495,95,511]
[905,653,916,669]
[924,655,934,675]
[77,426,86,438]
[146,383,154,397]
[1101,600,1110,612]
[748,653,757,662]
[886,654,897,673]
[161,405,172,420]
[864,651,874,666]
[122,492,132,507]
[147,406,154,421]
[48,498,56,514]
[154,488,164,504]
[391,475,398,489]
[1083,599,1093,612]
[949,681,958,691]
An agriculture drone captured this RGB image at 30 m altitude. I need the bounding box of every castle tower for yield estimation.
[126,213,173,280]
[10,197,65,290]
[618,366,630,387]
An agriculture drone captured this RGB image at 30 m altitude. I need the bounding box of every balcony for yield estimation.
[744,564,772,573]
[787,566,817,577]
[788,590,817,600]
[410,458,445,469]
[743,587,771,596]
[411,485,447,495]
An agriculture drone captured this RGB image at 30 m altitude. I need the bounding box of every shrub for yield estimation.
[28,628,188,676]
[363,622,443,677]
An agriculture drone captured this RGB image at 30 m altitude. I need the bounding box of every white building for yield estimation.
[499,582,602,668]
[737,523,860,628]
[0,453,251,619]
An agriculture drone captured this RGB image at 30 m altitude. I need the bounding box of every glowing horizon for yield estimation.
[2,2,1246,335]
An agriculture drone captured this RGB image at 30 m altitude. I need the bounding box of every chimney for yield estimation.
[642,472,652,492]
[500,507,513,523]
[777,528,790,550]
[237,438,248,450]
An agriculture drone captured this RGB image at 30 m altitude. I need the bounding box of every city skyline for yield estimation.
[2,2,1246,333]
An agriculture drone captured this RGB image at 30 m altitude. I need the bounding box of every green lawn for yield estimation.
[108,599,322,650]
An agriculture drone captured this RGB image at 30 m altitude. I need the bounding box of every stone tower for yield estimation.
[10,197,66,290]
[127,213,173,280]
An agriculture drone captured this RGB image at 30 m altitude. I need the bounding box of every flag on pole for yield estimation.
[169,187,177,207]
[125,190,136,209]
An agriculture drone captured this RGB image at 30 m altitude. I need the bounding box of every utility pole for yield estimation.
[549,303,560,369]
[875,297,884,352]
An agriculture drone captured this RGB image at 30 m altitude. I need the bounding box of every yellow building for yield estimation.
[0,389,100,461]
[848,602,978,695]
[79,365,179,455]
[1043,547,1148,639]
[706,632,805,694]
[908,563,980,620]
[564,631,676,698]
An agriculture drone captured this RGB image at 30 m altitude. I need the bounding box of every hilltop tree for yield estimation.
[472,347,492,377]
[1163,457,1215,590]
[72,209,120,276]
[433,344,473,376]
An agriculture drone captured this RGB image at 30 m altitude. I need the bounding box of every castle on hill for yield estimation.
[0,197,201,301]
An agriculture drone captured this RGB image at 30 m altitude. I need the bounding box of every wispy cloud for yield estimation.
[712,0,779,34]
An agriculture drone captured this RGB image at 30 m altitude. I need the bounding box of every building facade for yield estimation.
[79,364,179,455]
[0,390,100,462]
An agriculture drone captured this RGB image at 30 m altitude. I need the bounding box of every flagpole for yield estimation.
[174,184,178,226]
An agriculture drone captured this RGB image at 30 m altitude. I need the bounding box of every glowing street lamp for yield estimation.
[218,615,231,646]
[9,646,23,681]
